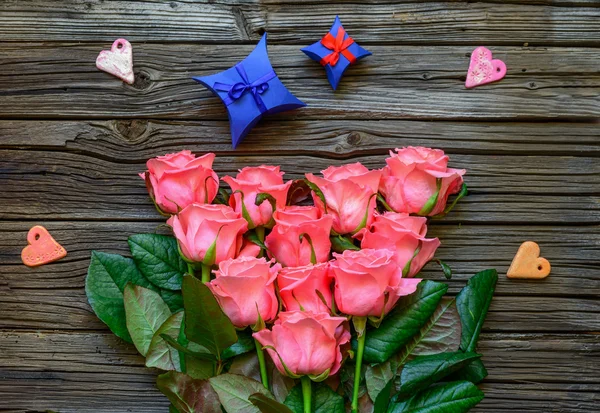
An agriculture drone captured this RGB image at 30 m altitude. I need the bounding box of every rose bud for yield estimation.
[167,204,248,266]
[305,163,381,235]
[207,256,281,328]
[355,212,440,278]
[265,206,333,267]
[379,147,466,216]
[140,150,219,215]
[253,311,350,380]
[278,263,333,313]
[222,165,293,229]
[330,249,421,317]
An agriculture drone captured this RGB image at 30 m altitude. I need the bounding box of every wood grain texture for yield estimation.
[1,222,598,296]
[1,148,598,222]
[1,1,600,45]
[2,119,600,156]
[1,44,600,120]
[0,331,597,412]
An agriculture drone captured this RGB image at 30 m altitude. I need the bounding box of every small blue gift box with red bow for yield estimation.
[302,16,371,90]
[193,33,305,148]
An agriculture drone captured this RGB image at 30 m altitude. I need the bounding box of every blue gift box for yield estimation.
[302,16,371,90]
[193,33,306,148]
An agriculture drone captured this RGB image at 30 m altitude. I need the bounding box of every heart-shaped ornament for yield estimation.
[21,226,67,267]
[96,38,135,84]
[507,241,550,279]
[465,46,506,89]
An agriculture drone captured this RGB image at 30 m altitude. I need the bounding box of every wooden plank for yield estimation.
[1,2,600,45]
[1,221,598,296]
[1,149,598,222]
[1,221,598,331]
[0,331,597,412]
[2,119,600,156]
[1,44,600,120]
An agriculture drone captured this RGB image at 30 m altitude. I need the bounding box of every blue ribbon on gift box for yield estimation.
[214,64,275,113]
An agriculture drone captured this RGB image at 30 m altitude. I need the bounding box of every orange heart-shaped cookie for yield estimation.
[507,241,550,279]
[21,226,67,267]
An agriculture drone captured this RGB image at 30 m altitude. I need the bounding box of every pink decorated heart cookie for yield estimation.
[96,38,135,84]
[21,226,67,267]
[465,47,506,88]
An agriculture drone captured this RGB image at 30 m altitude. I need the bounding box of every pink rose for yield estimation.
[253,311,350,378]
[222,166,293,229]
[380,147,466,216]
[167,204,248,265]
[306,163,381,235]
[355,212,440,278]
[141,150,219,214]
[330,249,421,317]
[265,206,333,267]
[278,263,333,313]
[208,257,280,328]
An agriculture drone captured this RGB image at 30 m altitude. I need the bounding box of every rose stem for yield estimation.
[256,226,266,258]
[254,338,269,389]
[186,263,194,276]
[200,263,211,283]
[351,329,367,413]
[301,376,312,413]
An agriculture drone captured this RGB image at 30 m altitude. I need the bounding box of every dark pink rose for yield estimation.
[306,163,382,235]
[208,257,281,328]
[253,311,350,378]
[355,212,440,278]
[380,147,466,216]
[265,206,333,267]
[278,263,333,313]
[141,150,219,214]
[222,166,292,228]
[167,204,247,265]
[330,249,421,317]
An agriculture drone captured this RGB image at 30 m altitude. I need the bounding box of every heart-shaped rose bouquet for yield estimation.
[86,147,497,413]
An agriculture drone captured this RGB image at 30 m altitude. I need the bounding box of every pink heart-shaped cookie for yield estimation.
[465,46,506,88]
[21,226,67,267]
[96,38,135,84]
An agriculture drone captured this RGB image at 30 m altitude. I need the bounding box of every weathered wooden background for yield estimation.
[0,1,599,412]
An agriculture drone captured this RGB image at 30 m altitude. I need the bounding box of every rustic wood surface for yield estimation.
[0,1,598,412]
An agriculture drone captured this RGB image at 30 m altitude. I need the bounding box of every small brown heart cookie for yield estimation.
[507,241,550,279]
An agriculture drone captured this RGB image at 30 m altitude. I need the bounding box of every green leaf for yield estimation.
[456,269,498,352]
[449,358,488,384]
[128,234,187,291]
[162,334,216,362]
[146,312,184,371]
[157,371,221,413]
[223,330,255,359]
[284,383,344,413]
[330,235,360,253]
[361,281,448,363]
[249,393,295,413]
[365,360,397,404]
[388,381,484,413]
[124,284,172,356]
[85,251,157,343]
[169,404,181,413]
[373,379,393,413]
[399,352,481,396]
[437,260,452,280]
[182,275,238,359]
[209,373,273,413]
[161,289,184,313]
[304,179,328,214]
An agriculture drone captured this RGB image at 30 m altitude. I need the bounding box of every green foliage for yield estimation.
[209,374,273,413]
[157,371,221,413]
[146,312,184,371]
[284,383,345,413]
[388,381,484,413]
[182,275,238,359]
[398,352,481,396]
[361,281,448,363]
[128,233,187,290]
[249,393,295,413]
[85,251,156,343]
[161,289,184,313]
[330,235,360,253]
[123,284,172,356]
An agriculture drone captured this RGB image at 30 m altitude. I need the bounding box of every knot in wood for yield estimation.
[346,132,362,146]
[115,120,148,141]
[132,70,152,90]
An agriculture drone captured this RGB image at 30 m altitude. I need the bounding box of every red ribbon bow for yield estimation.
[319,28,356,67]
